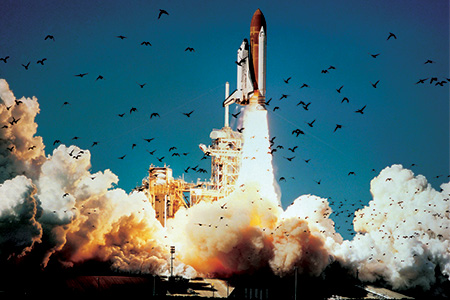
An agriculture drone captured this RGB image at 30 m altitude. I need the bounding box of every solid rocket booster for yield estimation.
[224,9,267,108]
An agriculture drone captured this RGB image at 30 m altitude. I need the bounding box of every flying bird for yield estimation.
[300,83,309,88]
[0,56,10,63]
[283,77,292,84]
[424,59,435,64]
[143,138,155,143]
[96,75,104,81]
[355,105,366,114]
[306,119,316,127]
[185,47,195,52]
[273,106,280,112]
[279,94,289,100]
[37,58,47,65]
[370,53,380,58]
[137,82,146,88]
[53,140,61,145]
[334,124,342,132]
[116,35,127,39]
[117,113,125,117]
[141,41,152,46]
[130,107,137,114]
[336,85,344,93]
[348,172,355,176]
[288,146,298,152]
[182,110,194,117]
[158,9,169,19]
[371,80,380,88]
[150,112,160,118]
[292,129,304,137]
[44,35,55,41]
[341,97,349,103]
[232,111,241,118]
[118,155,126,160]
[415,78,428,84]
[387,32,397,40]
[21,62,30,70]
[75,73,88,78]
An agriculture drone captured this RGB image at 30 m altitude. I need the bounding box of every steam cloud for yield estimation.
[0,78,448,292]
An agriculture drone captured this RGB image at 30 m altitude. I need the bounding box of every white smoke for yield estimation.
[334,165,450,290]
[0,78,449,293]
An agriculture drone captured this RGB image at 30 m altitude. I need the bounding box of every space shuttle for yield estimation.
[223,9,267,108]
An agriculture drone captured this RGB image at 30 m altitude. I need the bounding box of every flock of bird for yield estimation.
[1,8,448,239]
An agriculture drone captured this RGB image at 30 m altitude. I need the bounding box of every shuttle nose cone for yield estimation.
[250,9,267,33]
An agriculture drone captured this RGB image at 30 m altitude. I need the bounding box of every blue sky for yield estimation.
[1,0,448,239]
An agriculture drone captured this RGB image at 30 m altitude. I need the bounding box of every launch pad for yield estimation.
[141,97,243,226]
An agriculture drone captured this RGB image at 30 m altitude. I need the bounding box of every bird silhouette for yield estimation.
[144,138,155,143]
[185,47,195,52]
[75,73,88,78]
[44,35,55,41]
[387,32,397,40]
[150,112,160,118]
[141,41,152,46]
[0,56,10,63]
[292,129,304,137]
[232,111,241,118]
[284,156,295,161]
[306,119,316,127]
[348,172,355,176]
[370,53,380,58]
[183,110,194,117]
[53,140,61,145]
[415,78,428,84]
[341,97,349,103]
[117,113,125,117]
[336,85,344,93]
[283,77,292,83]
[130,107,137,114]
[116,35,127,39]
[273,106,280,112]
[137,82,146,88]
[302,102,311,110]
[424,59,435,64]
[321,69,329,74]
[371,80,380,88]
[355,105,366,114]
[37,58,47,65]
[118,155,126,160]
[288,146,298,152]
[279,94,289,100]
[21,62,30,70]
[157,156,164,162]
[334,124,342,132]
[158,9,169,19]
[96,75,104,81]
[300,83,309,88]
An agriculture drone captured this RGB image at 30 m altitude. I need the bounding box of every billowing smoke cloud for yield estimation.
[0,175,42,260]
[334,165,450,290]
[0,78,449,293]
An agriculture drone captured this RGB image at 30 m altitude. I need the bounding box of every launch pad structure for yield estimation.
[141,82,243,227]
